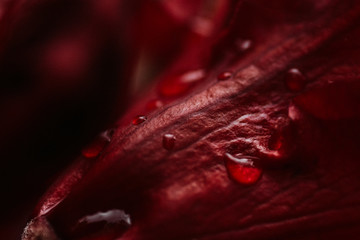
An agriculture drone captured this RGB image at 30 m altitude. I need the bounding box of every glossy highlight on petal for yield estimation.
[146,99,164,111]
[158,69,206,97]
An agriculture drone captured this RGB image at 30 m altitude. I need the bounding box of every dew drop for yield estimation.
[224,153,262,185]
[285,68,306,91]
[146,99,163,111]
[81,129,114,158]
[159,69,205,97]
[217,71,233,81]
[132,115,147,125]
[163,134,176,150]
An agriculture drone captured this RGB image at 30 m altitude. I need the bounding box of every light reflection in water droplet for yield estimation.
[132,115,147,125]
[285,68,306,91]
[217,71,233,81]
[224,153,262,185]
[163,134,176,150]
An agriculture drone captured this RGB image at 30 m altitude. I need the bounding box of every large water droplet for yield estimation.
[146,99,163,111]
[224,153,262,185]
[285,68,306,92]
[132,115,147,125]
[217,71,233,81]
[81,129,114,158]
[163,134,176,150]
[159,69,205,97]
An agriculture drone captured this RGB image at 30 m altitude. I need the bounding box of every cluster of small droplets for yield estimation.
[133,38,257,174]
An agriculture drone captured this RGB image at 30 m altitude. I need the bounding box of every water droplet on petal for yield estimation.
[146,99,163,111]
[132,115,147,125]
[225,153,262,185]
[285,68,306,91]
[159,69,206,97]
[179,69,206,83]
[217,71,233,81]
[163,134,176,150]
[81,129,114,158]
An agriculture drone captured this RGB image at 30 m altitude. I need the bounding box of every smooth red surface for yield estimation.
[158,70,206,98]
[145,99,164,112]
[158,74,193,97]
